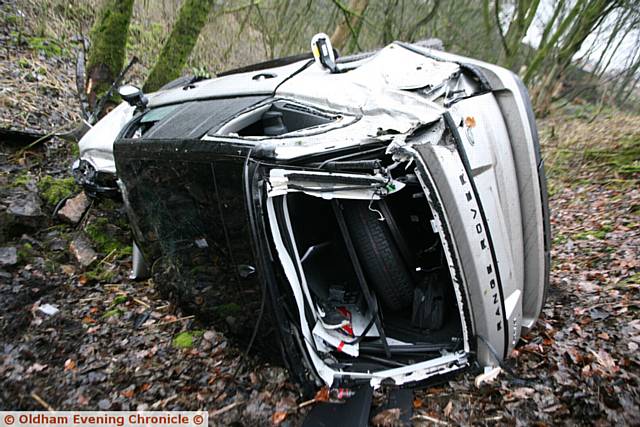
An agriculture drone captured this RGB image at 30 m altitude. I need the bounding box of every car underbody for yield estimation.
[76,40,550,392]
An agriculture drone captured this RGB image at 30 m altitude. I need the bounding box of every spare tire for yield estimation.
[341,200,414,311]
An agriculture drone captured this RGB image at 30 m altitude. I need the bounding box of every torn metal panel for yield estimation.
[267,169,405,200]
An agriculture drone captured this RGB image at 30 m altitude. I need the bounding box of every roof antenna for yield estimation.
[311,33,338,73]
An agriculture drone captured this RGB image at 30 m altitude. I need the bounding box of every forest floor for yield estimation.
[1,2,640,426]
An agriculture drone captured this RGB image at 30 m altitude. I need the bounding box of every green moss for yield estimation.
[96,197,118,211]
[11,172,32,188]
[613,272,640,289]
[27,36,65,57]
[582,137,640,176]
[84,217,122,255]
[102,308,123,318]
[214,303,241,318]
[85,266,116,283]
[18,58,31,69]
[553,234,568,245]
[173,332,195,349]
[70,143,80,157]
[37,176,78,205]
[574,224,613,240]
[545,133,640,186]
[4,14,21,27]
[112,295,128,305]
[17,243,33,263]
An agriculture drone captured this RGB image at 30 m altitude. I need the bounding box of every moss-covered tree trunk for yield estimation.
[86,0,134,109]
[143,0,215,93]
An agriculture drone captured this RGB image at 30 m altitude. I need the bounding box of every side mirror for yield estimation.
[311,33,338,73]
[118,85,148,108]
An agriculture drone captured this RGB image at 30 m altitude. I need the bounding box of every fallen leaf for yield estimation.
[64,359,76,371]
[592,348,618,374]
[249,372,259,385]
[443,400,453,417]
[412,398,423,409]
[314,386,329,402]
[271,411,287,425]
[543,403,565,413]
[511,387,536,400]
[566,347,583,364]
[27,363,48,373]
[61,265,75,275]
[371,408,400,426]
[597,332,610,340]
[572,323,586,338]
[475,366,501,388]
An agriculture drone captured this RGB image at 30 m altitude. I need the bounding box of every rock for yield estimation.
[7,192,44,227]
[0,247,17,267]
[58,192,90,224]
[69,234,97,267]
[49,238,66,252]
[37,303,59,316]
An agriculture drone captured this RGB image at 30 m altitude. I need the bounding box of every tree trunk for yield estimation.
[403,0,440,42]
[330,0,369,52]
[85,0,134,110]
[501,0,541,69]
[143,0,215,93]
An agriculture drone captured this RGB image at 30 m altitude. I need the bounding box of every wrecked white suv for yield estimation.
[73,38,550,392]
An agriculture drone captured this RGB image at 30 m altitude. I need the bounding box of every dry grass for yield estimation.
[539,105,640,192]
[1,0,273,132]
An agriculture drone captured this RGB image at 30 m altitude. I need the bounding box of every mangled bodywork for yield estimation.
[77,41,550,390]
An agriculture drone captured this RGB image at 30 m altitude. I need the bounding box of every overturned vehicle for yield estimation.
[74,39,550,392]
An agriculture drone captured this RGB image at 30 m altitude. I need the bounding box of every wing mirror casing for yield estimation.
[118,85,148,108]
[311,33,338,73]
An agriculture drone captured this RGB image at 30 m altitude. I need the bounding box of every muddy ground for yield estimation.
[1,1,639,425]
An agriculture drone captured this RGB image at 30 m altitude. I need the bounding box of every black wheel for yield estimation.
[341,200,415,311]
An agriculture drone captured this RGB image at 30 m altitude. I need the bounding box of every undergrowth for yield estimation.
[540,105,640,187]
